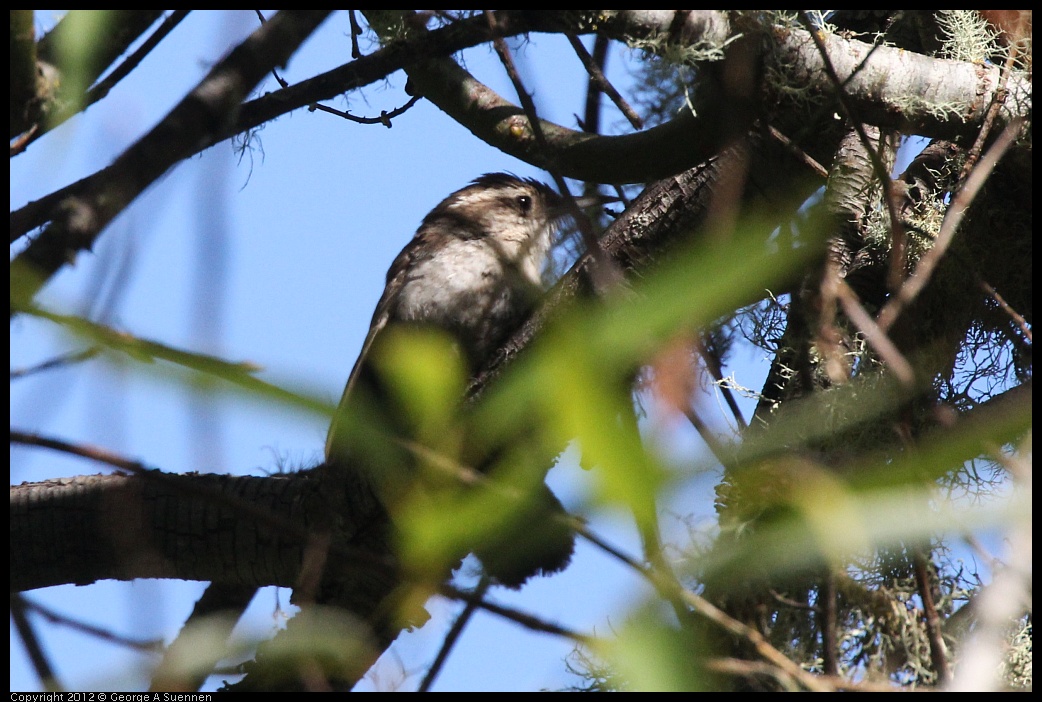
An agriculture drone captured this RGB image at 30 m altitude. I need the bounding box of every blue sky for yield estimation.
[11,12,747,691]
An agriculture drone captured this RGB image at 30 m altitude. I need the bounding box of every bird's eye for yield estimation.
[516,195,532,214]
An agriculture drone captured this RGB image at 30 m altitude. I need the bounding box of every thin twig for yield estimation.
[10,346,101,379]
[577,33,608,134]
[21,596,163,652]
[578,517,831,691]
[769,589,819,611]
[308,94,421,128]
[960,51,1018,185]
[912,548,951,684]
[835,279,914,386]
[483,11,555,160]
[255,11,289,88]
[566,34,643,130]
[876,118,1023,333]
[767,125,829,179]
[708,658,913,692]
[704,657,800,690]
[699,332,748,430]
[10,594,62,692]
[682,581,831,690]
[438,582,591,643]
[12,428,156,475]
[87,11,191,105]
[682,405,735,468]
[10,123,39,157]
[979,278,1032,343]
[418,576,491,692]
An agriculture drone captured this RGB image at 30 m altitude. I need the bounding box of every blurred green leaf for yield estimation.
[595,601,714,691]
[24,304,332,417]
[370,325,467,451]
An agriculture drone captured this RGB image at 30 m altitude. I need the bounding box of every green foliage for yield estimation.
[18,303,332,419]
[595,600,715,691]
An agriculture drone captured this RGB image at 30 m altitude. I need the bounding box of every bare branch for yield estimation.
[10,595,60,692]
[309,94,421,127]
[20,11,191,150]
[836,280,914,386]
[566,33,643,130]
[10,11,333,311]
[417,577,490,692]
[12,11,166,140]
[912,548,951,684]
[877,118,1024,333]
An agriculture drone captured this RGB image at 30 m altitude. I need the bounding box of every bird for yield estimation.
[326,173,604,587]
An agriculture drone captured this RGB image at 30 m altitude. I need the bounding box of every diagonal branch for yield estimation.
[382,11,739,184]
[12,11,166,140]
[18,11,191,149]
[567,33,643,130]
[876,118,1024,333]
[10,11,333,312]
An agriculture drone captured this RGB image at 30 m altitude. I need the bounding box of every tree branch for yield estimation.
[766,19,1030,142]
[11,10,166,139]
[10,11,333,313]
[376,10,742,184]
[9,469,314,592]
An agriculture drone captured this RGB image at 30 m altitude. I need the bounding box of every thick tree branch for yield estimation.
[10,471,314,593]
[765,20,1031,142]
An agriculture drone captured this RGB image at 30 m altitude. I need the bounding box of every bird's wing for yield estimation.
[324,238,416,460]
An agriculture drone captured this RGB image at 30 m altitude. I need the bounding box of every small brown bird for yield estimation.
[327,173,604,586]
